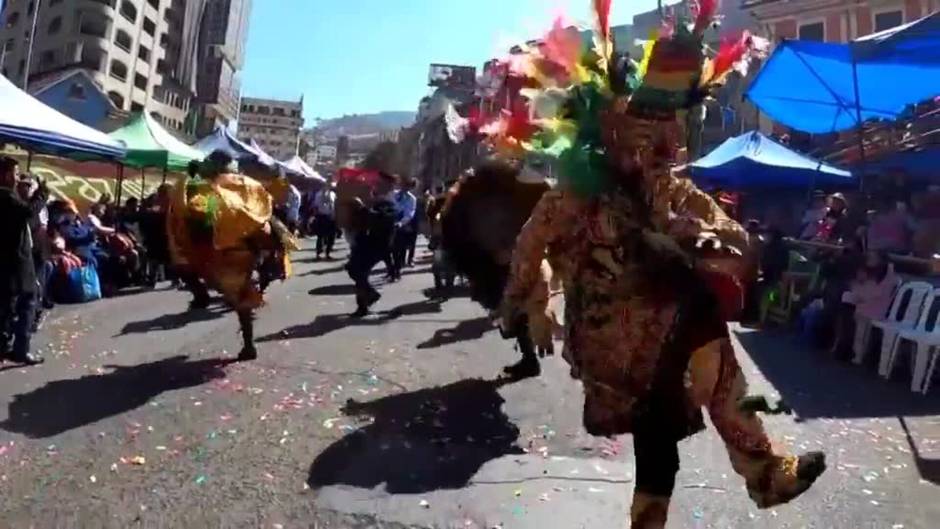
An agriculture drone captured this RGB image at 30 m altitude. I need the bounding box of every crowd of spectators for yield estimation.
[742,169,939,360]
[0,155,177,365]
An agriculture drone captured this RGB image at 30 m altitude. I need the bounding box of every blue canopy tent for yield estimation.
[691,131,854,189]
[192,126,276,170]
[0,74,125,161]
[745,11,940,134]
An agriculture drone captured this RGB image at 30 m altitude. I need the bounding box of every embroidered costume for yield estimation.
[476,1,826,526]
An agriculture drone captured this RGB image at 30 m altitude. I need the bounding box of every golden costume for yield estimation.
[167,165,295,359]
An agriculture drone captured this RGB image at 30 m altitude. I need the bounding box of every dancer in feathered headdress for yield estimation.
[487,1,823,526]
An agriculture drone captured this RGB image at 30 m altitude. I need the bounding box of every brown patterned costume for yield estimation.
[502,112,825,527]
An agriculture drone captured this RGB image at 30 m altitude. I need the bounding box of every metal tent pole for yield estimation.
[851,57,867,191]
[115,164,125,206]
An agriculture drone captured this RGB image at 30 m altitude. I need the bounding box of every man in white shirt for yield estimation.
[313,183,337,260]
[285,184,302,234]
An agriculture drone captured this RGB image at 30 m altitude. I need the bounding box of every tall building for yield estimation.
[744,0,937,43]
[194,0,252,137]
[237,96,303,160]
[0,0,202,132]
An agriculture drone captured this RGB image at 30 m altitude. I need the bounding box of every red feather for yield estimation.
[710,32,749,81]
[594,0,612,40]
[693,0,720,35]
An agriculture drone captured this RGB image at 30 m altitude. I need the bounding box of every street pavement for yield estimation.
[1,239,938,529]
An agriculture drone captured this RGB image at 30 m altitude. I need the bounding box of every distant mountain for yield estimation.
[312,112,415,140]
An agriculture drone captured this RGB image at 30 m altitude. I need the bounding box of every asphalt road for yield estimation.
[1,240,938,529]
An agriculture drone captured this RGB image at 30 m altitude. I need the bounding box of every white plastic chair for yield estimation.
[894,289,940,393]
[872,281,933,376]
[850,273,902,364]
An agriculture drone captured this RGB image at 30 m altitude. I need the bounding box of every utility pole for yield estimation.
[23,0,41,90]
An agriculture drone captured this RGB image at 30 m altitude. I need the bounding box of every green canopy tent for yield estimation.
[108,112,205,203]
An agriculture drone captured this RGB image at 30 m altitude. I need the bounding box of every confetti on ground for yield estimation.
[89,475,97,483]
[195,475,207,485]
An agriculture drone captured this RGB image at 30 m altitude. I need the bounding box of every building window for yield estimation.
[120,0,138,23]
[874,10,903,32]
[4,39,15,52]
[131,102,144,113]
[17,58,25,76]
[47,16,62,35]
[39,50,57,69]
[147,0,159,8]
[798,21,825,41]
[6,11,20,28]
[110,59,129,81]
[150,111,162,123]
[67,82,87,100]
[108,91,125,109]
[79,13,109,39]
[134,73,147,90]
[143,17,156,36]
[138,45,150,62]
[114,29,133,52]
[27,2,35,16]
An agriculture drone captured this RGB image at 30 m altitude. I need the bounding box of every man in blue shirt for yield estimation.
[389,178,417,281]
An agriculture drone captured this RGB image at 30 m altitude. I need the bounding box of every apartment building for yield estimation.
[237,96,304,160]
[745,0,939,43]
[0,0,203,132]
[194,0,251,137]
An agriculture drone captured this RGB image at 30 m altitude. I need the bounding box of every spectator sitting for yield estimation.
[913,185,940,257]
[799,190,828,239]
[86,203,116,236]
[831,251,899,360]
[865,197,914,254]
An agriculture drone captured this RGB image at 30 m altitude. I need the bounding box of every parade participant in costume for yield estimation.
[346,172,398,317]
[167,150,297,361]
[489,2,825,527]
[440,160,559,379]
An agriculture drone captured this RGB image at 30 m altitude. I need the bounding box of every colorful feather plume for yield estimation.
[470,0,767,197]
[692,0,720,36]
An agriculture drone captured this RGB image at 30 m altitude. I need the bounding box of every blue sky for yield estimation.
[240,0,658,123]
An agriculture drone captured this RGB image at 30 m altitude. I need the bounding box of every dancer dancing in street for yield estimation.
[487,2,825,526]
[167,150,296,361]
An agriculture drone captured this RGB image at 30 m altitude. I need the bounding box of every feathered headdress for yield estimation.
[475,0,768,196]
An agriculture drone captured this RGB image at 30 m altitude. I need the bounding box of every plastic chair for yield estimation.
[850,272,901,364]
[763,251,821,326]
[873,281,933,376]
[893,289,940,393]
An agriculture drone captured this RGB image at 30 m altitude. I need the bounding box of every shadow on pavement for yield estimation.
[417,317,494,349]
[259,299,444,342]
[299,264,347,277]
[308,284,358,296]
[734,328,940,419]
[117,306,230,336]
[308,378,521,494]
[1,356,231,438]
[900,417,940,485]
